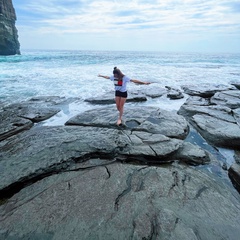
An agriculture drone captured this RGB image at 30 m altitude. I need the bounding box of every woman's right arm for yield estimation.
[98,74,110,79]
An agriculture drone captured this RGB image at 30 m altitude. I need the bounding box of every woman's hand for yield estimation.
[131,79,151,85]
[98,74,110,79]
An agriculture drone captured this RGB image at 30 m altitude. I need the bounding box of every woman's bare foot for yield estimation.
[117,119,122,126]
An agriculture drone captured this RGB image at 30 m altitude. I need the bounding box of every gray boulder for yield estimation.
[181,84,236,98]
[166,86,184,100]
[179,104,235,123]
[183,96,210,106]
[144,86,167,98]
[0,96,77,141]
[2,103,60,123]
[210,90,240,109]
[178,95,240,149]
[191,114,240,148]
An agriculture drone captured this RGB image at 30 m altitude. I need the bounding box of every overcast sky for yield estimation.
[13,0,240,53]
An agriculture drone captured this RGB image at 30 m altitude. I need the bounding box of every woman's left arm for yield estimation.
[130,79,151,85]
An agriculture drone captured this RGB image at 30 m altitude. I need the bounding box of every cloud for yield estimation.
[13,0,240,52]
[14,0,240,32]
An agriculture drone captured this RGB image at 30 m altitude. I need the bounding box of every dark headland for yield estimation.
[0,0,20,55]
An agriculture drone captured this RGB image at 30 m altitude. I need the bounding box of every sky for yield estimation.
[12,0,240,53]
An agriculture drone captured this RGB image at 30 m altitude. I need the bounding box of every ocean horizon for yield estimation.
[1,49,239,105]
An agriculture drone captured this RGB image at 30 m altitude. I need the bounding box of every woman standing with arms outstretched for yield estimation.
[98,67,150,126]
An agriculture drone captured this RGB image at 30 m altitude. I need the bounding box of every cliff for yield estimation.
[0,0,20,55]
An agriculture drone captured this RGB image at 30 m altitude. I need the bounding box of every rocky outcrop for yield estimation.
[1,161,240,240]
[181,84,236,98]
[0,96,78,141]
[231,81,240,90]
[66,106,189,139]
[0,105,215,195]
[178,90,240,149]
[84,86,183,104]
[210,90,240,109]
[178,86,240,197]
[85,92,147,104]
[166,86,184,99]
[1,91,240,239]
[0,0,20,55]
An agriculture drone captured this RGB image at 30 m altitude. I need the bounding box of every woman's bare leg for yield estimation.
[115,96,121,111]
[115,96,126,125]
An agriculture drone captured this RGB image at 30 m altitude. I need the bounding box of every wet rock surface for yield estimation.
[0,110,33,141]
[0,96,77,141]
[84,92,147,104]
[66,106,189,139]
[1,86,240,239]
[229,163,240,193]
[166,86,184,100]
[178,86,240,198]
[1,106,213,195]
[181,84,236,97]
[210,90,240,109]
[178,91,240,149]
[0,162,240,240]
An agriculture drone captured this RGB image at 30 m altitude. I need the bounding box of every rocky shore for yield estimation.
[0,83,240,239]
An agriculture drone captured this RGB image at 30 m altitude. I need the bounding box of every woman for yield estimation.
[98,67,150,126]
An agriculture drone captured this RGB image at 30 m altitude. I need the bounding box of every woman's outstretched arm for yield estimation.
[98,74,110,79]
[130,79,151,85]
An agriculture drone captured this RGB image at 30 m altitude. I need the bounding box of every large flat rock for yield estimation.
[191,114,240,148]
[0,162,239,240]
[66,106,189,139]
[0,99,239,239]
[179,105,235,123]
[0,124,211,193]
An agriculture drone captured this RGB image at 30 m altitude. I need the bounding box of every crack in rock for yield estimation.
[0,158,117,203]
[114,167,148,211]
[194,186,208,199]
[114,171,134,211]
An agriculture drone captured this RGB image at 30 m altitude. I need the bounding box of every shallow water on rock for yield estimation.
[185,126,235,188]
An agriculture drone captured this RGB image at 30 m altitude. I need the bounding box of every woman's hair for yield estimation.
[113,67,124,78]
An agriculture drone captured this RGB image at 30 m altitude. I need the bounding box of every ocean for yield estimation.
[1,50,240,179]
[1,50,240,105]
[1,49,240,127]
